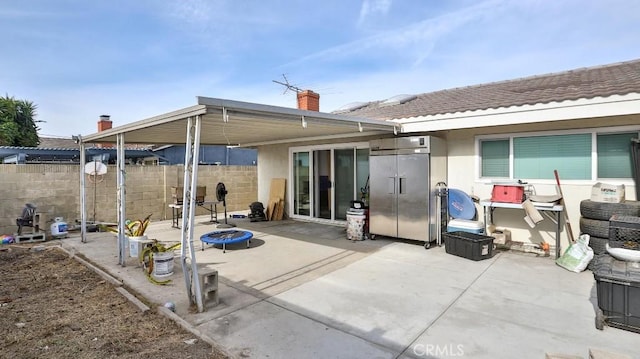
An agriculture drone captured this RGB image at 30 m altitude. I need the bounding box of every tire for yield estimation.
[587,236,608,255]
[587,255,597,271]
[580,200,640,221]
[580,217,609,238]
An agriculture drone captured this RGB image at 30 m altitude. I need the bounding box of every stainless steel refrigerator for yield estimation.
[369,136,447,244]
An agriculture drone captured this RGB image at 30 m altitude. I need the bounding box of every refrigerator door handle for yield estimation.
[387,177,396,194]
[399,177,406,194]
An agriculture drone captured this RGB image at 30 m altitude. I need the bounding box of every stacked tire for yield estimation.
[579,200,640,254]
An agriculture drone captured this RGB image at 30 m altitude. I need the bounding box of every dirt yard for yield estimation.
[0,244,229,359]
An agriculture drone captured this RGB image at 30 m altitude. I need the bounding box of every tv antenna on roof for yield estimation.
[272,74,302,94]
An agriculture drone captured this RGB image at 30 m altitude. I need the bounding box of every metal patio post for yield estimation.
[79,138,87,243]
[180,116,204,312]
[117,134,127,266]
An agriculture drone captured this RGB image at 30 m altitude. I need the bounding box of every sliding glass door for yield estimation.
[291,144,369,221]
[334,149,355,220]
[293,152,310,216]
[315,150,332,219]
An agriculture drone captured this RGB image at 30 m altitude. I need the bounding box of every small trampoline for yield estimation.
[200,230,253,253]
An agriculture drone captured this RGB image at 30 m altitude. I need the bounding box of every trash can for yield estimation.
[346,208,366,241]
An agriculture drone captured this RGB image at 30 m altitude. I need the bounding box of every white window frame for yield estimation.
[475,125,640,185]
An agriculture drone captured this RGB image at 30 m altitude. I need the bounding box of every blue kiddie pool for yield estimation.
[200,230,253,253]
[447,188,476,220]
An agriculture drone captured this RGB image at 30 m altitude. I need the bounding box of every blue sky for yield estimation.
[2,0,640,137]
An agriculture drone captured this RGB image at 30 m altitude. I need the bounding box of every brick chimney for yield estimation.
[96,115,112,148]
[297,90,320,111]
[97,115,112,132]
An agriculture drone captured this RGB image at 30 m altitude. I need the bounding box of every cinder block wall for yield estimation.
[0,164,257,236]
[0,164,80,235]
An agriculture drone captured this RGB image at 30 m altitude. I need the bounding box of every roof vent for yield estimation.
[379,94,417,107]
[334,102,368,113]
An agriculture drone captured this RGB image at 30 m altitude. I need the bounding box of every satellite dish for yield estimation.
[84,161,108,176]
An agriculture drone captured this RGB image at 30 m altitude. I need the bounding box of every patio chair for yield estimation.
[16,203,38,235]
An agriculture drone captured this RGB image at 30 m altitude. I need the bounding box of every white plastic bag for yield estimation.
[556,234,594,272]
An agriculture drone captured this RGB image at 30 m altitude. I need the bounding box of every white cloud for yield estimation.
[155,1,284,50]
[357,0,393,26]
[286,0,501,69]
[165,0,216,24]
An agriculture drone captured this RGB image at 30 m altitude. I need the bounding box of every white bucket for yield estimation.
[128,235,149,258]
[153,251,175,278]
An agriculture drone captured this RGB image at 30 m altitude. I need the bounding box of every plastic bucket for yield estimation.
[128,235,149,258]
[153,251,175,278]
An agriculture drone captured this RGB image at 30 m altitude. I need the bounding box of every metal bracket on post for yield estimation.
[180,116,204,313]
[116,134,127,266]
[222,107,229,123]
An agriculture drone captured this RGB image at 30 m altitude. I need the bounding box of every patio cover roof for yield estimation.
[81,97,397,147]
[79,96,398,312]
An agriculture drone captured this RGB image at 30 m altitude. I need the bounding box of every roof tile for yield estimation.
[341,58,640,120]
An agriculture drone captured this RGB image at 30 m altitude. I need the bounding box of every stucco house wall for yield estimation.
[442,114,639,251]
[256,144,289,205]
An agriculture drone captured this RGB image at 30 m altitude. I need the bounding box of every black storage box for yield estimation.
[592,254,640,333]
[444,231,494,261]
[608,215,640,244]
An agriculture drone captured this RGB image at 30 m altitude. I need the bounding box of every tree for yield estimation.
[0,95,42,146]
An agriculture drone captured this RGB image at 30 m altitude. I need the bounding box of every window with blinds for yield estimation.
[478,130,638,180]
[597,132,637,178]
[514,134,591,180]
[480,139,509,177]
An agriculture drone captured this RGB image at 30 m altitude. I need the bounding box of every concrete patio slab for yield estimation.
[195,300,397,359]
[57,217,639,359]
[271,243,499,352]
[404,254,639,359]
